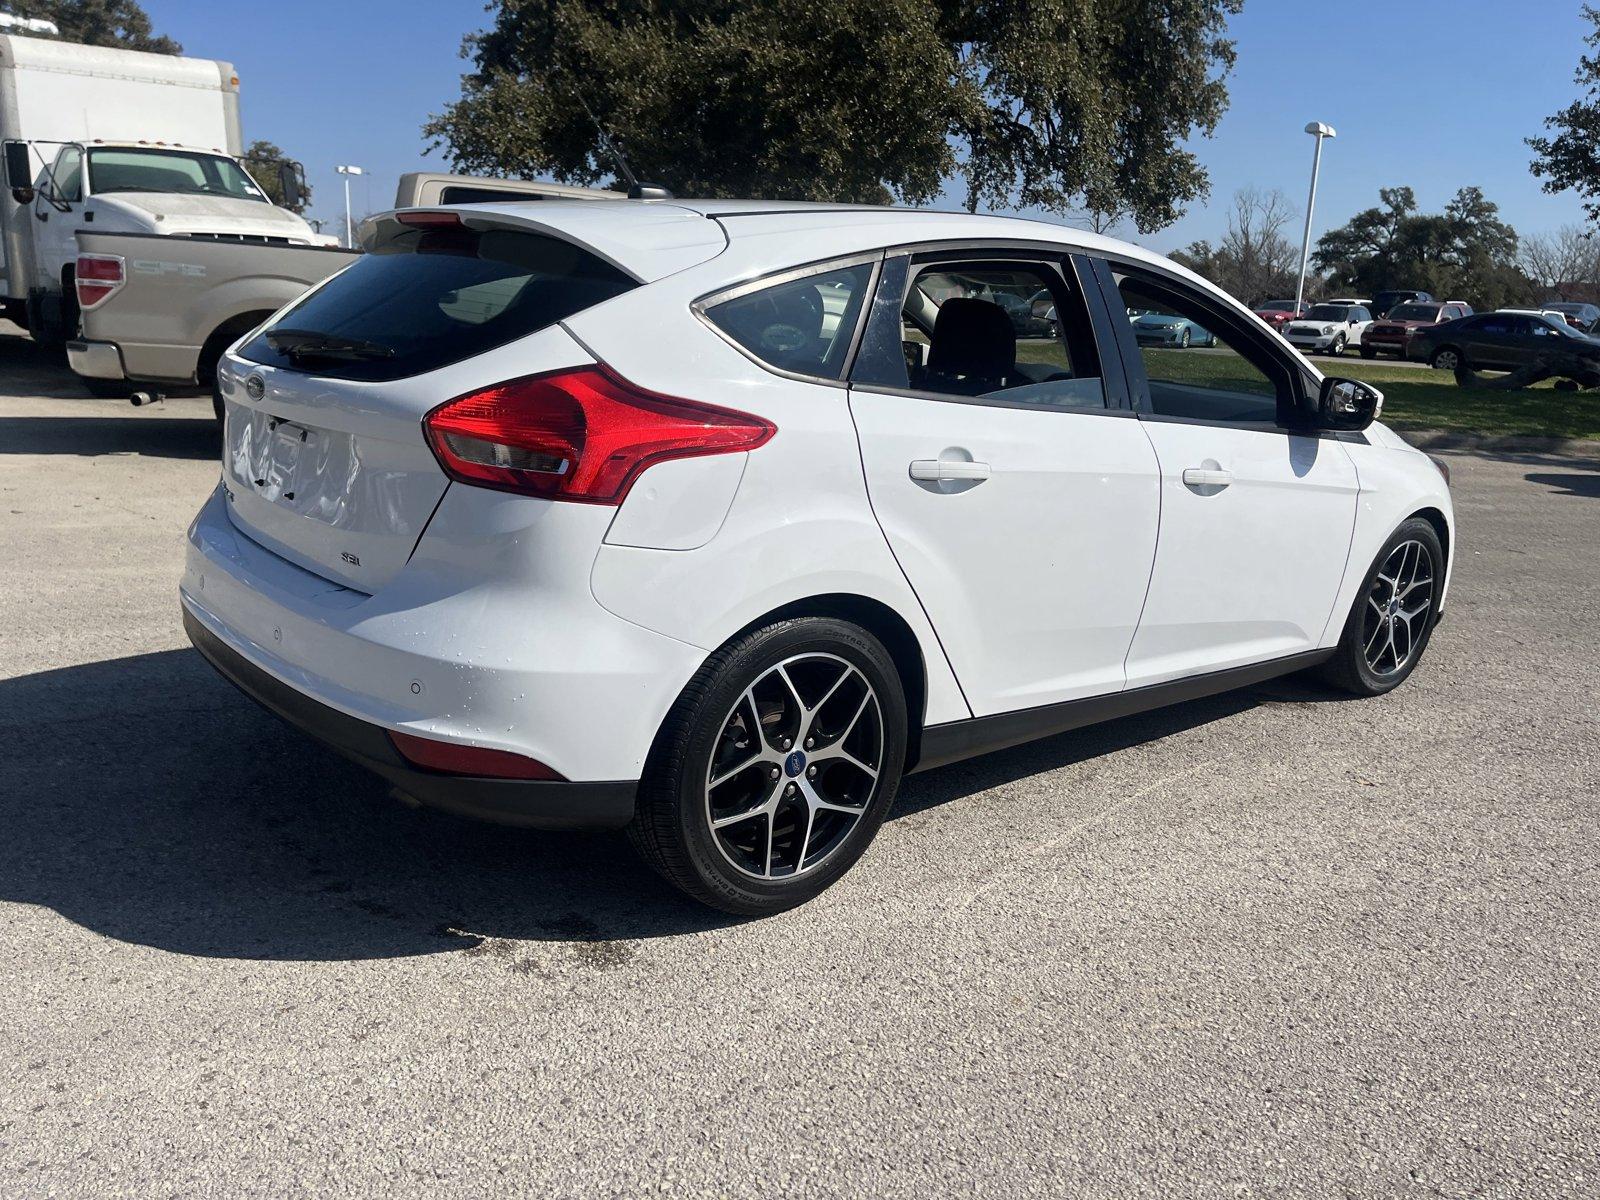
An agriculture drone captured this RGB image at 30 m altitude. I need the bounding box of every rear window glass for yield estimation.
[239,226,636,381]
[703,263,874,379]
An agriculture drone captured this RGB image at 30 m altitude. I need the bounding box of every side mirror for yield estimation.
[1318,377,1383,430]
[1030,298,1055,320]
[277,160,306,210]
[5,140,34,202]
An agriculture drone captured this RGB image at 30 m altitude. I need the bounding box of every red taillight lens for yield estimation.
[389,731,566,781]
[75,254,125,309]
[423,365,776,505]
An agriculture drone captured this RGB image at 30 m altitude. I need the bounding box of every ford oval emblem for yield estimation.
[244,373,265,402]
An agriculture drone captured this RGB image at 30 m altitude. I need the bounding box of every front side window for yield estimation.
[703,263,873,379]
[853,257,1105,410]
[87,148,267,202]
[1116,272,1289,426]
[1305,304,1353,322]
[50,146,83,202]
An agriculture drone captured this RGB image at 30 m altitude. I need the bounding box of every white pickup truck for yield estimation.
[1,33,324,352]
[69,172,618,413]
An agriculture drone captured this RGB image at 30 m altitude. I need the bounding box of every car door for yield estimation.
[1463,314,1515,368]
[1348,305,1373,345]
[1090,260,1360,688]
[31,144,84,296]
[847,250,1161,717]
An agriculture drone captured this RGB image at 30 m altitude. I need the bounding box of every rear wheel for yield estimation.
[630,618,907,915]
[1320,518,1443,696]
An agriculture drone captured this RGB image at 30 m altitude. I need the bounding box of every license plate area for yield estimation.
[232,414,318,508]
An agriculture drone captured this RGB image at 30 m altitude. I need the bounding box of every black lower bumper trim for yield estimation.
[183,607,637,830]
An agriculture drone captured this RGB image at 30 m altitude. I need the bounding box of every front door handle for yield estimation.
[1182,466,1233,489]
[910,459,991,482]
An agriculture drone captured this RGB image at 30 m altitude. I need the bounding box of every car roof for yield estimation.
[375,196,1196,287]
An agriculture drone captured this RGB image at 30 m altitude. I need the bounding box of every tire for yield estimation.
[629,617,908,915]
[1319,517,1444,696]
[1359,345,1377,360]
[1430,346,1462,371]
[212,379,225,424]
[1179,328,1191,349]
[1329,333,1346,357]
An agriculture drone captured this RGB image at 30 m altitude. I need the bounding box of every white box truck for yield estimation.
[0,33,319,345]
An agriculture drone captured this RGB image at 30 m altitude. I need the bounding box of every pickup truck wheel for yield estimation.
[1359,345,1377,359]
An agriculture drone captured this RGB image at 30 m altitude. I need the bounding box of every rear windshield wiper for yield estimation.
[265,328,396,361]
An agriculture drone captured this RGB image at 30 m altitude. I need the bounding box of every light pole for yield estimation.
[335,165,364,248]
[1294,122,1336,316]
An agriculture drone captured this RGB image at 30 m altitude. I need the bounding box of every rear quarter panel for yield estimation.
[564,271,973,728]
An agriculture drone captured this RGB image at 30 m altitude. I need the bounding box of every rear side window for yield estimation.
[239,226,636,381]
[701,263,874,380]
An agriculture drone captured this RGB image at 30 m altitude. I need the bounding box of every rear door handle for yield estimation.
[1182,467,1233,488]
[910,459,991,482]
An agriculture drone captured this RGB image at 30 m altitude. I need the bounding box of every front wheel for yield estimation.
[1329,333,1347,357]
[1430,346,1462,371]
[1320,518,1444,696]
[630,618,907,915]
[1179,328,1191,349]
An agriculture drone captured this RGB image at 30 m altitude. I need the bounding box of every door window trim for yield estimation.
[1090,256,1316,433]
[690,252,883,389]
[847,247,1129,416]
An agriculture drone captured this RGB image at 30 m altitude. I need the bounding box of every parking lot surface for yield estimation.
[2,326,1596,1198]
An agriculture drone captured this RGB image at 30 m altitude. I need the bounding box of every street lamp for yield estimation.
[1294,122,1336,316]
[335,164,364,248]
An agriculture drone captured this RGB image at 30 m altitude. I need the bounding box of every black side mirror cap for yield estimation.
[1317,376,1383,431]
[4,139,32,190]
[276,160,307,210]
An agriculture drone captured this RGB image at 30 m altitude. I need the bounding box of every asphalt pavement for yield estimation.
[2,325,1596,1197]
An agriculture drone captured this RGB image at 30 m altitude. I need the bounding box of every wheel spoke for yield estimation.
[704,652,884,882]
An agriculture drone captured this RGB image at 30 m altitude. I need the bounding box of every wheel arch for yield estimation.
[1411,504,1451,575]
[727,593,930,772]
[197,310,275,385]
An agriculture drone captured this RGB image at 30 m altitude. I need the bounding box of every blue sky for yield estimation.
[143,0,1595,251]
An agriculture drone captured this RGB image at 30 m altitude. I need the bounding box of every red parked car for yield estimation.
[1253,299,1308,329]
[1361,300,1473,359]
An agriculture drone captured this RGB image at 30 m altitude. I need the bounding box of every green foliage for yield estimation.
[1312,186,1535,311]
[242,139,312,213]
[425,0,1243,232]
[8,0,181,54]
[1528,3,1600,226]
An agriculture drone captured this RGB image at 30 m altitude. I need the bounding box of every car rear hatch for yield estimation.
[217,203,726,593]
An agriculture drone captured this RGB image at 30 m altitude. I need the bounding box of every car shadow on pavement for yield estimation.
[1,648,1345,961]
[0,415,220,460]
[1524,471,1600,498]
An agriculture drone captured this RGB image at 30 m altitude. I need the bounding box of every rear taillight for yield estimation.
[423,365,776,505]
[75,254,125,309]
[389,731,566,781]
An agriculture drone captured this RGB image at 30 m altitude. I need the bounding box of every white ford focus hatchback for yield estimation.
[182,200,1453,914]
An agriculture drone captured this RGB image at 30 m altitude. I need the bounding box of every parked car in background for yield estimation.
[1498,307,1583,327]
[1131,311,1216,348]
[1361,300,1473,359]
[1283,302,1373,356]
[994,289,1056,337]
[1542,301,1600,333]
[1407,310,1600,374]
[1252,299,1308,330]
[1371,289,1433,319]
[183,199,1451,913]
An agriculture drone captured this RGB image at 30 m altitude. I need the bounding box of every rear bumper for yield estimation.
[66,339,126,380]
[185,606,637,829]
